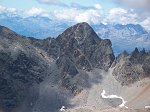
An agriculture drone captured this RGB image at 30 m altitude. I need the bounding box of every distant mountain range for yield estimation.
[93,23,150,54]
[0,14,70,38]
[0,14,150,54]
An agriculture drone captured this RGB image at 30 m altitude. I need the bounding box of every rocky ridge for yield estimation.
[30,22,115,95]
[0,23,115,112]
[0,25,52,112]
[0,22,149,112]
[112,48,150,85]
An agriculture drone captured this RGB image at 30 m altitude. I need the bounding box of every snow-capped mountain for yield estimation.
[0,14,149,54]
[0,14,70,38]
[94,24,147,38]
[93,24,150,54]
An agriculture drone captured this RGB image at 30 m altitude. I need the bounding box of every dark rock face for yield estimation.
[30,22,115,95]
[31,22,115,72]
[0,26,49,111]
[0,22,114,111]
[56,22,115,71]
[112,48,150,86]
[29,37,60,59]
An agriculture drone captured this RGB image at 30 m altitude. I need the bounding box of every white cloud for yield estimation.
[52,3,103,24]
[105,8,138,24]
[120,0,150,9]
[94,4,102,10]
[53,5,102,24]
[75,9,101,24]
[0,5,51,18]
[0,3,149,31]
[50,4,149,30]
[0,5,5,12]
[0,5,17,14]
[26,7,49,17]
[114,0,150,25]
[53,8,78,21]
[6,8,17,13]
[141,18,150,31]
[109,8,127,15]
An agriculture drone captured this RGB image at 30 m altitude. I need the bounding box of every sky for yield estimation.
[1,0,116,10]
[0,0,150,30]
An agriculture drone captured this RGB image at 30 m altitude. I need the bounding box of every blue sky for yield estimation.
[0,0,150,30]
[1,0,115,9]
[1,0,117,11]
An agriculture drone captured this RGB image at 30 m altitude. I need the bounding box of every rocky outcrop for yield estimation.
[29,37,60,59]
[31,22,115,71]
[0,26,50,111]
[0,23,115,111]
[112,48,150,86]
[30,22,115,94]
[56,22,115,71]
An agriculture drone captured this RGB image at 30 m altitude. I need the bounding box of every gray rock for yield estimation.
[29,22,115,94]
[0,26,49,111]
[56,22,115,71]
[112,48,150,86]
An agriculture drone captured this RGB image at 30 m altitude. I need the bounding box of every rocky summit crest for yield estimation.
[57,22,101,45]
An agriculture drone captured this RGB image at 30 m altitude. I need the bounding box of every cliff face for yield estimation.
[0,25,51,111]
[112,48,150,85]
[30,22,115,95]
[31,22,115,71]
[56,22,115,71]
[0,23,115,111]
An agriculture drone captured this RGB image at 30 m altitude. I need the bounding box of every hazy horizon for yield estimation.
[0,0,150,31]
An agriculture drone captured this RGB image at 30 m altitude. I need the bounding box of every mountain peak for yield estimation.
[76,22,90,26]
[56,22,114,71]
[57,22,101,44]
[68,22,91,28]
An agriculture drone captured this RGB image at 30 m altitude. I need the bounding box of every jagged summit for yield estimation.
[59,22,96,36]
[55,22,115,71]
[57,22,101,45]
[112,48,150,85]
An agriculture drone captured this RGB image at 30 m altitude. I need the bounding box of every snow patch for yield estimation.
[145,106,150,108]
[101,90,128,109]
[60,106,66,112]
